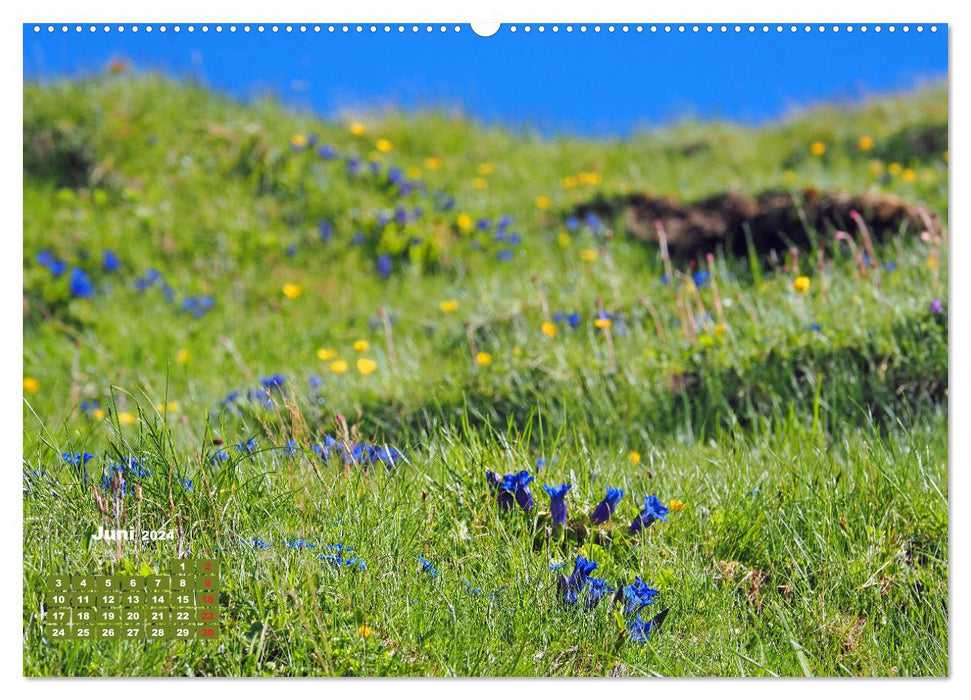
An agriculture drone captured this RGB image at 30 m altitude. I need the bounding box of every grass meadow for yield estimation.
[22,74,948,676]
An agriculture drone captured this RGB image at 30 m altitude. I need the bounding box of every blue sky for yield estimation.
[23,24,948,136]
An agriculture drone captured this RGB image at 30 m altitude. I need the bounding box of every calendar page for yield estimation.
[22,16,948,679]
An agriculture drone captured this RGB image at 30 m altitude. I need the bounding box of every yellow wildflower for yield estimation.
[857,135,875,152]
[290,134,308,149]
[535,196,551,210]
[888,162,903,177]
[118,411,136,426]
[809,141,826,156]
[456,214,473,232]
[477,162,495,176]
[175,349,191,364]
[349,122,366,136]
[356,358,377,375]
[561,175,578,189]
[902,168,917,183]
[580,248,598,262]
[476,352,492,366]
[330,360,348,374]
[376,138,392,153]
[793,276,811,293]
[669,499,686,512]
[557,233,571,247]
[594,317,612,330]
[282,283,302,299]
[358,624,373,638]
[541,322,557,338]
[424,157,442,171]
[23,377,39,393]
[629,451,641,466]
[353,340,370,353]
[317,348,337,361]
[439,300,459,313]
[92,408,105,421]
[472,177,488,189]
[714,323,727,338]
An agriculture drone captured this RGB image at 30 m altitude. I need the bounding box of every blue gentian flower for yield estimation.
[209,449,229,464]
[248,538,271,549]
[487,470,514,511]
[103,250,120,273]
[584,212,602,231]
[543,483,572,525]
[387,167,404,185]
[377,254,392,279]
[69,268,95,298]
[692,270,710,288]
[346,157,361,176]
[513,471,535,511]
[318,220,333,241]
[558,554,599,604]
[476,218,491,231]
[261,374,286,390]
[318,144,338,159]
[418,555,438,578]
[62,452,95,467]
[565,216,579,231]
[236,438,259,454]
[590,487,624,524]
[628,607,669,643]
[620,577,660,614]
[629,494,670,534]
[36,250,67,276]
[497,250,514,262]
[586,577,614,607]
[286,539,316,550]
[567,312,581,328]
[181,477,194,492]
[320,552,366,570]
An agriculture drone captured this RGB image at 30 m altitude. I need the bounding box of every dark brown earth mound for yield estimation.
[573,188,940,259]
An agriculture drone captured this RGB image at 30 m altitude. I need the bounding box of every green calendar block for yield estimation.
[146,608,170,625]
[121,607,144,625]
[95,625,121,641]
[146,575,171,592]
[121,622,145,639]
[97,590,121,607]
[145,624,169,640]
[195,559,219,576]
[45,607,71,624]
[69,624,95,640]
[45,591,70,608]
[45,624,69,639]
[70,591,95,607]
[170,559,194,575]
[71,574,94,591]
[147,590,170,606]
[122,590,144,606]
[46,574,69,592]
[196,622,220,640]
[172,591,194,608]
[71,608,96,625]
[96,607,122,625]
[172,574,195,592]
[95,575,120,592]
[196,606,218,625]
[120,575,145,592]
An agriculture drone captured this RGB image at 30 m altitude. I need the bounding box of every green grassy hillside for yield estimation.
[23,74,948,676]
